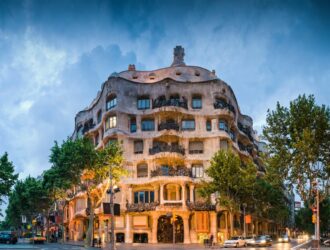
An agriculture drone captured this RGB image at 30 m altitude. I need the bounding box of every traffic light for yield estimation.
[312,214,316,224]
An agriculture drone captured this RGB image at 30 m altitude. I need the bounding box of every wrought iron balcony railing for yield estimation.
[213,99,236,114]
[158,122,180,131]
[150,166,191,177]
[152,99,188,109]
[186,201,216,211]
[126,202,159,212]
[149,144,185,155]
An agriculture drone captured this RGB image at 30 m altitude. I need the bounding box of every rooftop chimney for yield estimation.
[171,46,185,67]
[128,64,136,71]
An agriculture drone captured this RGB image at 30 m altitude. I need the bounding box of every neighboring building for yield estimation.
[64,46,273,244]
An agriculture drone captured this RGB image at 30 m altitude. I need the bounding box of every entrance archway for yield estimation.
[157,215,183,243]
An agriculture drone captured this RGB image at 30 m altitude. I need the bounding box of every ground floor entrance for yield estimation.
[157,215,184,243]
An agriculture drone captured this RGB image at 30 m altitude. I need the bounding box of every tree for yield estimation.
[0,152,18,216]
[263,94,330,201]
[200,149,257,235]
[47,138,126,247]
[5,177,50,229]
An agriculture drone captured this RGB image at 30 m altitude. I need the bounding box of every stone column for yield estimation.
[183,214,191,244]
[176,185,180,200]
[160,184,164,204]
[125,214,132,243]
[151,213,158,243]
[181,183,186,208]
[154,185,159,202]
[190,184,195,203]
[136,115,141,132]
[210,212,217,243]
[224,211,229,240]
[128,186,133,204]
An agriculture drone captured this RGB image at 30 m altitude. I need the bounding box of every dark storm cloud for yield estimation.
[0,0,329,179]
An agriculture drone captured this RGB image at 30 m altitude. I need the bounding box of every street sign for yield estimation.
[21,215,26,224]
[245,215,251,224]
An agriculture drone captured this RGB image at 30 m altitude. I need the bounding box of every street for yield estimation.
[0,239,323,250]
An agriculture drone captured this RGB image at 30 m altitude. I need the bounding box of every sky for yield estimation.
[0,0,330,180]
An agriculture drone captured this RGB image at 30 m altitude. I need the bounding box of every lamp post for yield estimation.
[243,203,247,238]
[109,168,115,250]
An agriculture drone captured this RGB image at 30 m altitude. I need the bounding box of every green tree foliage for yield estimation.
[263,94,330,201]
[201,149,291,233]
[200,149,257,234]
[0,152,18,216]
[46,138,126,247]
[5,177,50,229]
[295,198,330,234]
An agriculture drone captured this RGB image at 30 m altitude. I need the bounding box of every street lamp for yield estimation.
[243,203,247,238]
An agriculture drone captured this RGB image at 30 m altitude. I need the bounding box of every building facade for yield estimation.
[64,46,274,244]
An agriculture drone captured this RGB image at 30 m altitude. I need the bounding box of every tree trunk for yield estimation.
[85,195,94,247]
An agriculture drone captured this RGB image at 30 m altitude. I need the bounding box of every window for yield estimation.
[133,191,155,203]
[182,119,195,130]
[192,95,202,109]
[192,165,204,178]
[105,115,117,130]
[206,120,211,131]
[130,117,137,133]
[97,110,102,124]
[134,140,144,154]
[106,138,117,147]
[137,97,150,110]
[219,120,228,132]
[189,141,204,154]
[106,95,117,110]
[141,119,155,131]
[229,130,236,141]
[220,140,228,150]
[137,164,148,178]
[95,133,99,146]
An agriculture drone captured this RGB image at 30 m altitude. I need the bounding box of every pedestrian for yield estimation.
[210,234,214,247]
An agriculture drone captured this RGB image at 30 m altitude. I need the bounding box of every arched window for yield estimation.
[97,109,102,124]
[137,163,148,178]
[106,94,117,110]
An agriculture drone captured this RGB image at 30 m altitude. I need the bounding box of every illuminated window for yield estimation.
[105,115,116,130]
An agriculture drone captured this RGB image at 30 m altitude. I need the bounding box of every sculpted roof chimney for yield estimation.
[171,45,186,67]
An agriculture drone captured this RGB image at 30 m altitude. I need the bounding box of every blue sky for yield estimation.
[0,0,329,179]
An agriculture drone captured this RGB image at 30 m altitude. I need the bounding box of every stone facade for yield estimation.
[64,46,271,245]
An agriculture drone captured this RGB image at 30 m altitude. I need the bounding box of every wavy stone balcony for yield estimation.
[213,99,236,114]
[158,122,180,131]
[238,122,254,141]
[150,166,191,177]
[152,99,188,109]
[126,202,160,212]
[186,201,216,211]
[149,144,185,155]
[238,142,253,156]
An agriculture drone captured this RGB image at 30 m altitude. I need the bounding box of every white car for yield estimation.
[224,236,247,248]
[245,235,257,246]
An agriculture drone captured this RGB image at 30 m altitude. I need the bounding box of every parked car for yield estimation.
[224,236,247,248]
[30,234,46,244]
[323,239,330,246]
[245,235,257,246]
[0,231,17,244]
[253,235,272,247]
[278,234,290,243]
